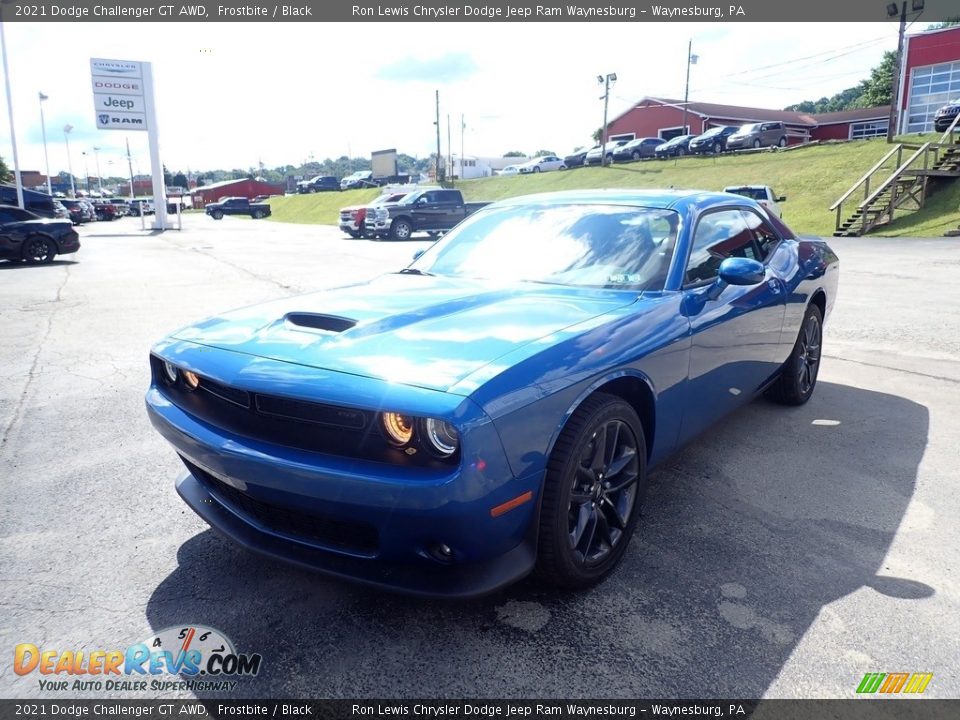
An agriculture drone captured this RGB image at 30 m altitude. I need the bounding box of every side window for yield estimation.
[436,191,459,204]
[685,210,760,285]
[421,191,438,203]
[0,210,14,224]
[740,209,781,260]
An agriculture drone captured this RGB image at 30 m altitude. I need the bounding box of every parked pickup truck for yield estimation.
[339,190,412,239]
[723,185,787,218]
[365,188,489,240]
[205,197,271,220]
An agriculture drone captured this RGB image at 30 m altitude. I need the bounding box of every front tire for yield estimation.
[390,218,413,241]
[753,139,761,149]
[778,137,787,147]
[537,393,647,590]
[768,304,823,406]
[211,210,224,220]
[22,236,56,264]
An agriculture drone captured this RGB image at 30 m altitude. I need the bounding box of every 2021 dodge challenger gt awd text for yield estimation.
[146,190,839,597]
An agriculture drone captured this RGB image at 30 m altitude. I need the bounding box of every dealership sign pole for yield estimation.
[90,57,168,229]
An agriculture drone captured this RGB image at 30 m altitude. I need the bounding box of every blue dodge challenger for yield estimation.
[146,190,839,597]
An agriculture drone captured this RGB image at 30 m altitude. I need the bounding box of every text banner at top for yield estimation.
[2,0,960,22]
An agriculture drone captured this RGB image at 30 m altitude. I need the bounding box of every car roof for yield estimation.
[488,188,752,211]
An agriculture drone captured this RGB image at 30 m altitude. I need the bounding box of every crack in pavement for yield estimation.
[823,354,960,385]
[0,263,73,455]
[159,235,303,295]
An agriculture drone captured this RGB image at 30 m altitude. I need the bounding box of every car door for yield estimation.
[678,208,787,442]
[410,191,444,229]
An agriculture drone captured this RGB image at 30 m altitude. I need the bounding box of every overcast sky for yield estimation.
[0,21,904,176]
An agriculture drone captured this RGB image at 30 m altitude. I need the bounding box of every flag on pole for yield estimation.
[38,92,49,101]
[690,54,699,65]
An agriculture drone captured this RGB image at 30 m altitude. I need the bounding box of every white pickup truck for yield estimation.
[723,185,787,218]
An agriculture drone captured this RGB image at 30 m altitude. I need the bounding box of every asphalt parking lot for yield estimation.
[1,215,958,700]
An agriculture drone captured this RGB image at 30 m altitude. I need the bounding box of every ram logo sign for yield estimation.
[856,672,933,694]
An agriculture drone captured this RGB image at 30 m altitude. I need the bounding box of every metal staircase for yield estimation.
[830,114,960,237]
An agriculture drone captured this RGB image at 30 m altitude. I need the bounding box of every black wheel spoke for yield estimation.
[606,447,636,479]
[589,429,607,472]
[605,469,638,495]
[579,508,599,558]
[570,487,592,505]
[569,503,592,549]
[600,495,627,530]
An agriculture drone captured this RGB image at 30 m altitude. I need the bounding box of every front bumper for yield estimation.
[145,347,541,597]
[725,138,751,150]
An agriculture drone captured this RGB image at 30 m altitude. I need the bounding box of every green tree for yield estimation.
[503,150,526,157]
[592,128,603,143]
[0,155,10,183]
[172,172,188,189]
[854,51,896,108]
[531,149,556,157]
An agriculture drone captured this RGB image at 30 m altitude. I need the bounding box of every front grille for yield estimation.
[185,458,379,555]
[151,355,456,469]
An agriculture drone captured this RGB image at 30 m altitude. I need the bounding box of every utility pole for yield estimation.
[126,137,135,198]
[64,125,76,197]
[1,21,25,209]
[434,90,441,182]
[598,72,617,167]
[887,1,907,142]
[682,39,692,137]
[447,114,452,181]
[461,114,465,180]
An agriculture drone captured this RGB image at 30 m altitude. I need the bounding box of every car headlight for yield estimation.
[381,412,415,446]
[423,418,459,457]
[162,361,178,384]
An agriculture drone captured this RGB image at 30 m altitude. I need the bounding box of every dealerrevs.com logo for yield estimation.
[13,625,262,693]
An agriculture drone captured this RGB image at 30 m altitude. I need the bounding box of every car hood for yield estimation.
[169,274,637,393]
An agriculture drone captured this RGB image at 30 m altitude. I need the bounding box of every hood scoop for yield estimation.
[283,312,357,333]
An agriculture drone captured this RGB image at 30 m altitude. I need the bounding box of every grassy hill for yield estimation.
[268,138,960,237]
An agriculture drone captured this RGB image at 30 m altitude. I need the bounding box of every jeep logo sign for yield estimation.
[90,57,149,131]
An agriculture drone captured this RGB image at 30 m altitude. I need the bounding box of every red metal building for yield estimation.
[605,97,891,144]
[189,178,286,208]
[897,25,960,134]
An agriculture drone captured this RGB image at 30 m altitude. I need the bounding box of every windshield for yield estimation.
[737,124,759,133]
[727,187,766,200]
[409,203,679,291]
[700,128,722,137]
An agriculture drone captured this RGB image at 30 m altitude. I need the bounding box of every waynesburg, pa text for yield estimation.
[349,5,741,19]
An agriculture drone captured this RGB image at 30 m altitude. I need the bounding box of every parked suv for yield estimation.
[688,125,740,154]
[654,135,695,158]
[934,99,960,132]
[585,140,628,165]
[726,122,788,150]
[298,175,340,193]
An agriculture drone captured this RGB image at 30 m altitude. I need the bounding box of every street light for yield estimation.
[81,151,90,193]
[92,146,102,193]
[38,92,52,195]
[887,0,925,141]
[598,72,617,167]
[63,124,76,197]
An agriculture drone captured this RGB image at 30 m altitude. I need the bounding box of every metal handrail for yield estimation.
[829,144,901,211]
[859,143,930,209]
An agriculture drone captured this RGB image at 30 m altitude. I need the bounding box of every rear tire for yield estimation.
[211,210,224,220]
[251,210,264,219]
[536,393,647,590]
[22,236,56,264]
[768,303,823,406]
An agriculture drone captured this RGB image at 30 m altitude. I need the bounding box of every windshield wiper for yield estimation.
[398,268,434,276]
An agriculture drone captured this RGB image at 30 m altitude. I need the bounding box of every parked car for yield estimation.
[204,197,271,219]
[128,198,155,215]
[0,204,81,263]
[723,185,787,218]
[585,140,628,165]
[341,171,374,190]
[655,134,695,158]
[58,199,87,225]
[498,165,521,176]
[76,199,96,222]
[0,184,61,218]
[726,122,788,150]
[145,188,839,596]
[52,199,71,221]
[339,191,411,239]
[688,126,740,154]
[364,188,489,240]
[933,98,960,132]
[298,176,340,194]
[92,200,119,221]
[563,148,594,169]
[518,155,566,173]
[108,198,131,217]
[611,137,662,162]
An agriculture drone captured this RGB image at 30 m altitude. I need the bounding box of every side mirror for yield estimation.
[777,195,787,202]
[412,249,425,261]
[719,257,765,286]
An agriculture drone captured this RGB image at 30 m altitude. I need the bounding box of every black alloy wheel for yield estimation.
[768,303,823,406]
[23,236,56,264]
[537,393,647,589]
